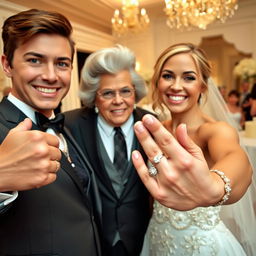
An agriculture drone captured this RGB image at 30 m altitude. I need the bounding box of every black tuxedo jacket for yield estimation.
[0,97,101,256]
[64,107,152,256]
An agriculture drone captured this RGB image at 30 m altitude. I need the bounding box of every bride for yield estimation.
[139,43,255,255]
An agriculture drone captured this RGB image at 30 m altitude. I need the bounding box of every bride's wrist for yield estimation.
[210,169,232,206]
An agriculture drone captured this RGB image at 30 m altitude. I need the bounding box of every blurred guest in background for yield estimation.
[239,81,252,121]
[227,89,245,130]
[250,83,256,117]
[65,45,151,256]
[218,85,227,102]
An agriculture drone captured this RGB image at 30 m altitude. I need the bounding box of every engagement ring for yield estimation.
[153,153,164,164]
[148,162,158,177]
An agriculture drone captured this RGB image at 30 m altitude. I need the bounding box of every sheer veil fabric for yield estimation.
[201,78,256,256]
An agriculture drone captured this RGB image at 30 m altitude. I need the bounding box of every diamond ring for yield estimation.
[148,162,158,177]
[153,153,164,164]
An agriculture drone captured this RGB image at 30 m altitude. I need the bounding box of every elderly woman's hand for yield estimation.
[132,114,222,210]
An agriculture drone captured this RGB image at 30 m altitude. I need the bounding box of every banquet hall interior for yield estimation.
[1,1,256,253]
[0,0,256,112]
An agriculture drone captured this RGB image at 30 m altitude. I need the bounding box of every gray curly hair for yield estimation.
[79,44,147,107]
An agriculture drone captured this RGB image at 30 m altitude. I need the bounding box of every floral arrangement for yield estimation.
[234,58,256,80]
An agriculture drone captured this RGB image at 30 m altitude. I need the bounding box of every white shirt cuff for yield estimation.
[0,191,18,208]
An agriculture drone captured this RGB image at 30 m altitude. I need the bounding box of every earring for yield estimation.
[134,104,137,110]
[95,106,99,113]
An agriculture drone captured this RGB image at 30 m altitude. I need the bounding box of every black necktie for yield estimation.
[113,127,128,172]
[35,112,64,133]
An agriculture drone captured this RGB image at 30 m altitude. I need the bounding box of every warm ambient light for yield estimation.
[111,0,150,37]
[164,0,238,30]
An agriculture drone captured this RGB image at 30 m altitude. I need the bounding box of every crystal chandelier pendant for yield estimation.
[111,0,150,37]
[164,0,238,30]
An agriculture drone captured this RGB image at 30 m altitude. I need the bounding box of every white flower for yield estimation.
[234,58,256,80]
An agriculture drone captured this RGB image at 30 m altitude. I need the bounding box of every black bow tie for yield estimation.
[35,112,65,133]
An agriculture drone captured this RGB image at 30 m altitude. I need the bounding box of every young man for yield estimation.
[0,9,101,256]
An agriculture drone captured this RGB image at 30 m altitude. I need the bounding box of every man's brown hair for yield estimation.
[2,9,75,66]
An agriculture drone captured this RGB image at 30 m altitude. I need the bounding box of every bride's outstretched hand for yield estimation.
[132,114,221,210]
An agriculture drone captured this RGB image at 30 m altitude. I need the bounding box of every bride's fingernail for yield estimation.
[132,151,139,160]
[134,122,145,133]
[144,115,154,125]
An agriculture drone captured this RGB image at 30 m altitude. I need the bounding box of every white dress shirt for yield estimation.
[97,114,134,162]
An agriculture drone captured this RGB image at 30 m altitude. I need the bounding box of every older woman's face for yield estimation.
[95,70,135,127]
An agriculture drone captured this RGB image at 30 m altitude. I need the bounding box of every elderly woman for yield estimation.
[64,45,152,256]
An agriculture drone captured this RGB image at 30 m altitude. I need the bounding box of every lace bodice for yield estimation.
[152,201,221,231]
[141,201,246,256]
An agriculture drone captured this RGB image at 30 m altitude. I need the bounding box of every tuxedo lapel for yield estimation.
[0,97,32,126]
[63,127,102,217]
[120,138,140,199]
[59,150,87,196]
[119,108,148,199]
[0,97,44,131]
[78,111,118,199]
[133,108,148,161]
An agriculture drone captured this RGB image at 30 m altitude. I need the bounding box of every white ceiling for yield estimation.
[6,0,245,35]
[6,0,165,34]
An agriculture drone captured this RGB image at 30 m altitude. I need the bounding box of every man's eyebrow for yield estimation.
[57,57,72,62]
[23,52,43,58]
[23,52,72,62]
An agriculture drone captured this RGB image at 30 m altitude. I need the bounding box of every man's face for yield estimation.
[2,33,72,117]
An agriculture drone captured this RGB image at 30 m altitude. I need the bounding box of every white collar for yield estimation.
[97,113,134,138]
[7,93,54,124]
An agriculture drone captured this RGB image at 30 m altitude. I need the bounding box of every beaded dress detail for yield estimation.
[140,201,246,256]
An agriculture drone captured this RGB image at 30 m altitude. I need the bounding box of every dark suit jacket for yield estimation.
[64,107,152,256]
[0,97,101,256]
[241,92,252,121]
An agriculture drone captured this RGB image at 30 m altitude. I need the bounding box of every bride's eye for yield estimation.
[162,73,174,80]
[184,76,196,82]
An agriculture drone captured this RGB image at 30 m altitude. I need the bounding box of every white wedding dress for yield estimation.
[140,201,246,256]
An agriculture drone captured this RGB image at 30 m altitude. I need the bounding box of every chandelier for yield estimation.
[111,0,150,37]
[164,0,238,30]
